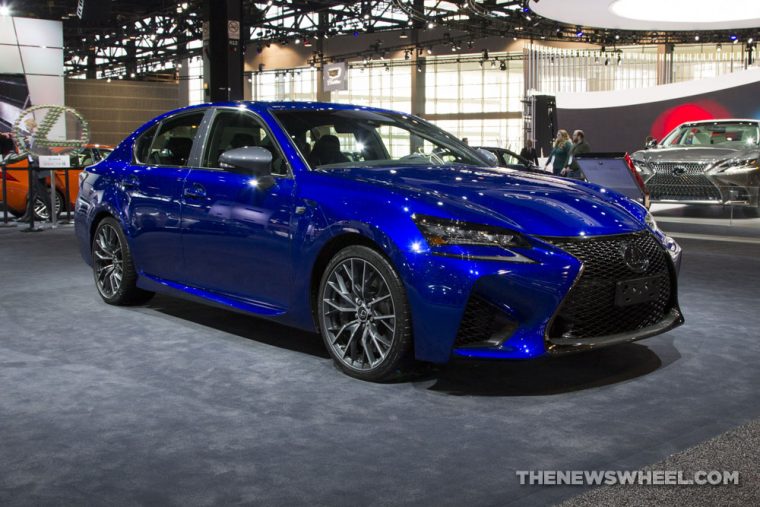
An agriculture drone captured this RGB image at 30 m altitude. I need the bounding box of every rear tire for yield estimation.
[92,217,154,306]
[317,245,414,382]
[32,191,63,221]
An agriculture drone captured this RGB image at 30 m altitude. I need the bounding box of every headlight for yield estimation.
[632,160,652,176]
[713,158,760,175]
[413,214,530,251]
[644,210,659,232]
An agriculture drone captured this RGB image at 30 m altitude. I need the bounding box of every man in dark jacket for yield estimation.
[519,139,539,166]
[562,130,590,179]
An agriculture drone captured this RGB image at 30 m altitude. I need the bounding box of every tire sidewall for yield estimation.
[317,245,412,382]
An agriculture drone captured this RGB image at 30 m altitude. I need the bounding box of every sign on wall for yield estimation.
[323,62,348,92]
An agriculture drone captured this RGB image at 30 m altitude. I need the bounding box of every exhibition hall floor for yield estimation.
[1,219,758,506]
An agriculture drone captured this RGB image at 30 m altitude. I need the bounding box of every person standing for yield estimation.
[562,129,590,179]
[519,139,539,166]
[545,130,572,176]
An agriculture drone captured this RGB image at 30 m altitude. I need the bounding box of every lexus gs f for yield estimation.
[75,102,684,381]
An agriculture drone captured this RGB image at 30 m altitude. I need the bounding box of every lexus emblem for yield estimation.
[672,166,687,176]
[621,243,650,273]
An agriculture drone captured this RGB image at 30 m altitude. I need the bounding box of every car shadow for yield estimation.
[413,339,680,396]
[144,294,330,359]
[142,294,680,396]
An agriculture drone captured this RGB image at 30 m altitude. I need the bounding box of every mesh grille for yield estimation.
[455,296,515,347]
[545,232,673,340]
[647,162,721,201]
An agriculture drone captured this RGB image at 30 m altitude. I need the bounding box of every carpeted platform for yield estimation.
[0,225,758,506]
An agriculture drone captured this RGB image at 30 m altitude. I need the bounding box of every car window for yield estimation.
[135,124,158,164]
[202,109,287,175]
[146,112,204,166]
[661,123,760,147]
[272,109,487,170]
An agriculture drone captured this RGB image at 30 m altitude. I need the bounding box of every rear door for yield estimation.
[125,109,207,282]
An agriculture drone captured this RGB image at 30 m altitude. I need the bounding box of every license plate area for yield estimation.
[615,276,661,307]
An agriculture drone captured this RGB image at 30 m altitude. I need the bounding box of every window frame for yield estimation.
[132,109,207,167]
[195,106,293,178]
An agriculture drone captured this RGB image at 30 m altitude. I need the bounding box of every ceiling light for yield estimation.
[610,0,760,24]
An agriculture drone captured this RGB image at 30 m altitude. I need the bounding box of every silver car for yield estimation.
[631,120,760,213]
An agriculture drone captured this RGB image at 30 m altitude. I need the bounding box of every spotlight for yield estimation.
[417,62,423,72]
[717,43,722,51]
[404,50,410,60]
[400,30,408,39]
[0,5,11,16]
[294,38,301,45]
[499,60,506,71]
[694,34,700,41]
[426,47,433,55]
[427,21,435,29]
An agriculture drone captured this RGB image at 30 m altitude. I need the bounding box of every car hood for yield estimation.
[316,165,646,237]
[632,145,755,164]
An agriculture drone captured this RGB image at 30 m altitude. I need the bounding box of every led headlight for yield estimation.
[715,158,760,175]
[644,210,659,232]
[413,214,530,249]
[632,160,652,177]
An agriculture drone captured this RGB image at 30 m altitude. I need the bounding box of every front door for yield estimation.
[180,108,296,309]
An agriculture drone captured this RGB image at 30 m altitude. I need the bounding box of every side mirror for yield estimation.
[219,146,273,175]
[645,139,658,149]
[476,147,499,166]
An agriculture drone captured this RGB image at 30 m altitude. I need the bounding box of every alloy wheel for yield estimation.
[33,193,62,221]
[93,224,124,298]
[322,258,396,371]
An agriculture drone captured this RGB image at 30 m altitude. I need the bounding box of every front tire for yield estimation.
[92,217,154,306]
[318,245,414,382]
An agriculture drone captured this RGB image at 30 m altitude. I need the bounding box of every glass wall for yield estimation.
[331,64,412,113]
[253,68,318,101]
[527,43,752,94]
[426,57,523,114]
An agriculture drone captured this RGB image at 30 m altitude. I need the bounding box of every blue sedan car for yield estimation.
[75,102,684,381]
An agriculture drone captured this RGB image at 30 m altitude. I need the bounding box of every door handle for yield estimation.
[183,183,207,199]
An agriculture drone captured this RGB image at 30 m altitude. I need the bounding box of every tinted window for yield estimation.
[134,124,158,164]
[147,112,204,166]
[272,109,488,170]
[202,110,287,175]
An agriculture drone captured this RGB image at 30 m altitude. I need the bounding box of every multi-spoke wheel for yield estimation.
[318,245,413,381]
[92,217,154,306]
[33,191,62,221]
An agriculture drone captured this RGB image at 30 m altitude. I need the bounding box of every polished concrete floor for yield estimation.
[0,216,758,506]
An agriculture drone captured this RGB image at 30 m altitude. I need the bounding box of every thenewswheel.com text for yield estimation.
[516,470,740,486]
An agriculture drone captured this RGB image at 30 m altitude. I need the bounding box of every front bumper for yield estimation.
[404,230,683,363]
[643,163,760,207]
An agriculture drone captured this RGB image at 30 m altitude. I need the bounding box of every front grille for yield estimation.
[646,162,722,201]
[454,296,516,347]
[545,232,673,340]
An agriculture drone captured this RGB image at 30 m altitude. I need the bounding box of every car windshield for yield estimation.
[271,108,489,170]
[660,122,760,148]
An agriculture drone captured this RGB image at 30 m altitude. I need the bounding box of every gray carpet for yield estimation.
[0,225,759,506]
[560,418,760,507]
